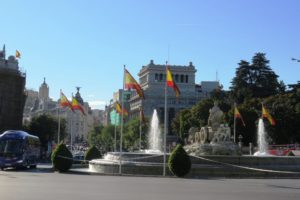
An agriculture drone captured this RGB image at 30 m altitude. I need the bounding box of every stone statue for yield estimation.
[207,102,223,131]
[185,102,241,156]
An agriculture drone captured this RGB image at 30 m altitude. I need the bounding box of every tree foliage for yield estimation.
[51,143,73,172]
[85,145,102,161]
[123,117,148,151]
[168,144,191,177]
[25,114,66,150]
[231,53,280,103]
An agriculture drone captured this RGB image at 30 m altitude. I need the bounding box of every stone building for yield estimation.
[129,60,219,135]
[24,81,95,143]
[0,45,26,132]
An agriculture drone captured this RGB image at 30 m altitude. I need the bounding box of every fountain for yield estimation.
[89,106,300,177]
[185,102,242,156]
[89,109,169,175]
[145,109,162,153]
[254,118,271,156]
[148,109,161,151]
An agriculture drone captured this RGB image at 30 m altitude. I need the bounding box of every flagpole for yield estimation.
[233,102,236,143]
[57,107,61,144]
[163,61,168,176]
[70,111,73,153]
[114,109,117,152]
[139,106,142,151]
[119,65,125,175]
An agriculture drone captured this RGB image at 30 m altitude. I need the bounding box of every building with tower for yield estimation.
[24,81,96,144]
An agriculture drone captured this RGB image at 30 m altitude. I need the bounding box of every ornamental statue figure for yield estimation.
[207,101,224,131]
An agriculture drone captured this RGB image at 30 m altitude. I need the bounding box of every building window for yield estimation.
[180,74,184,83]
[185,75,188,83]
[159,73,163,81]
[155,73,158,81]
[175,74,179,82]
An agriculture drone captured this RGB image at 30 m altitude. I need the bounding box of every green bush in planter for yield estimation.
[287,151,295,156]
[84,145,102,161]
[168,144,191,177]
[51,143,73,172]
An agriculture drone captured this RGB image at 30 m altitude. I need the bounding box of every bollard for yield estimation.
[249,142,253,155]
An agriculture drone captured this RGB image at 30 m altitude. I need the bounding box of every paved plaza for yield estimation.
[0,166,300,200]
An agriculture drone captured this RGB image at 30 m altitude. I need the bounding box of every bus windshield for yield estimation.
[0,139,24,156]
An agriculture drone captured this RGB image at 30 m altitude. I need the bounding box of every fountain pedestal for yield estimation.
[186,103,241,156]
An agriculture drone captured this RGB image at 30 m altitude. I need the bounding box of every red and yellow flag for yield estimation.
[72,96,85,115]
[262,105,275,126]
[166,66,180,97]
[234,106,245,126]
[115,101,128,116]
[16,50,21,58]
[60,91,73,111]
[124,69,144,99]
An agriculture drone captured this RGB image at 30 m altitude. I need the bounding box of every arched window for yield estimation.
[180,74,184,83]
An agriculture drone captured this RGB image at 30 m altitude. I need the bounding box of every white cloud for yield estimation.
[88,100,107,110]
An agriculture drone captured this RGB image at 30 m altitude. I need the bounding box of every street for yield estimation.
[0,166,300,200]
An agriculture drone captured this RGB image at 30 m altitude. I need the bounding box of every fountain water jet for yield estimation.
[146,109,162,153]
[254,118,272,156]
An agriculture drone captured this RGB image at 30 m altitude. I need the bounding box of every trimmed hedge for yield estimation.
[51,143,73,172]
[287,151,295,156]
[84,145,102,161]
[168,144,191,177]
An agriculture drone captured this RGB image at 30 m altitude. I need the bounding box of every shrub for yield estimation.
[168,144,191,177]
[287,151,295,156]
[51,143,73,172]
[85,145,102,161]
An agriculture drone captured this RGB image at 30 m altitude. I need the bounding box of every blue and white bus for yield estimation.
[0,130,40,170]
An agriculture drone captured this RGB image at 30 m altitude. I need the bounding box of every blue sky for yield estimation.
[1,0,300,109]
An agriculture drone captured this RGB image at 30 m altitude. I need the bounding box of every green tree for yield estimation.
[100,125,115,152]
[123,117,148,151]
[87,125,104,148]
[231,53,280,103]
[168,144,191,177]
[85,145,102,161]
[51,143,73,172]
[172,109,197,140]
[26,114,62,152]
[190,99,214,128]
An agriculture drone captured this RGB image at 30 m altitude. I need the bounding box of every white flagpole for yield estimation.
[114,109,117,152]
[139,106,142,150]
[57,107,61,144]
[233,102,236,143]
[163,61,168,176]
[119,65,125,175]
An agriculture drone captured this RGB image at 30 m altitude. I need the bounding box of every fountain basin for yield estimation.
[89,152,300,178]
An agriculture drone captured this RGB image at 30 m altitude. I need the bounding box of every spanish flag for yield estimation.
[166,66,180,97]
[124,69,145,99]
[262,105,275,126]
[72,96,85,115]
[234,106,245,126]
[16,50,21,58]
[60,90,73,111]
[115,101,128,116]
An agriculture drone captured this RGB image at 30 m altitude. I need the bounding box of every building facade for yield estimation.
[129,60,219,135]
[23,81,97,144]
[0,45,26,132]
